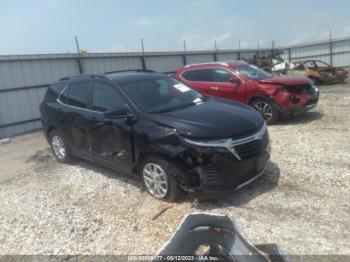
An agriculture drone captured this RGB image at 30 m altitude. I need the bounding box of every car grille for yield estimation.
[235,130,269,160]
[285,84,313,94]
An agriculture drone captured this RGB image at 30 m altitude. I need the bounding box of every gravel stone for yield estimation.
[0,83,349,255]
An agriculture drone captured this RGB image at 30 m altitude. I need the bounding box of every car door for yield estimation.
[58,80,93,159]
[88,80,133,172]
[180,68,218,96]
[211,68,246,102]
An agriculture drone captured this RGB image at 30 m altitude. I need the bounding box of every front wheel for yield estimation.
[250,98,279,124]
[141,156,184,202]
[49,130,73,163]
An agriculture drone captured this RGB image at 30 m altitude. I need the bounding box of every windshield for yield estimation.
[235,64,272,80]
[119,76,205,114]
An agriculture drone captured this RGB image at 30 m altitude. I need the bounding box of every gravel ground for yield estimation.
[0,83,349,256]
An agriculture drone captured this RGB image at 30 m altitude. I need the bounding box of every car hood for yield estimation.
[258,76,310,85]
[149,97,264,139]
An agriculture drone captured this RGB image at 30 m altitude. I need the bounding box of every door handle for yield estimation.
[210,86,219,90]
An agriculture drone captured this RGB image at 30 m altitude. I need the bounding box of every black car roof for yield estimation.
[57,72,168,85]
[107,72,168,85]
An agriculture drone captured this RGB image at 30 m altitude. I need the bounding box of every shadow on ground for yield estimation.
[72,158,144,189]
[74,159,280,208]
[187,161,280,209]
[29,149,280,206]
[279,111,323,125]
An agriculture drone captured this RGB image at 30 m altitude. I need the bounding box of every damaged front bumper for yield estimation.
[179,124,271,193]
[185,150,270,193]
[276,85,320,117]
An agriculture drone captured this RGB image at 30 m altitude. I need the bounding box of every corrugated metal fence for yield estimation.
[1,36,350,138]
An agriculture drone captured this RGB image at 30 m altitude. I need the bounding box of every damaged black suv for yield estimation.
[40,70,270,201]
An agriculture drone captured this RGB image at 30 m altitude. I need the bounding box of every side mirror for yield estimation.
[103,106,134,119]
[229,77,242,85]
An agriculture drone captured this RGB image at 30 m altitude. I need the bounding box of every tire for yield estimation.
[141,155,184,202]
[49,130,73,163]
[250,98,279,124]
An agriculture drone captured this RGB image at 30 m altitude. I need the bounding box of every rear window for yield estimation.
[60,81,91,108]
[44,83,66,103]
[182,69,213,82]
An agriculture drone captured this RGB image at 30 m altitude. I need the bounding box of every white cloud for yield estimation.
[213,32,232,45]
[132,17,164,28]
[179,31,236,50]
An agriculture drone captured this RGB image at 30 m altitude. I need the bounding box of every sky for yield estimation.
[1,0,350,55]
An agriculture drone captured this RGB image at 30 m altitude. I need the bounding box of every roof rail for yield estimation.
[104,69,156,74]
[184,60,247,68]
[184,61,229,68]
[163,71,176,77]
[58,74,110,81]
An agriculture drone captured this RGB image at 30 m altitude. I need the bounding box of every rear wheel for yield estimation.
[250,98,279,124]
[49,130,73,163]
[141,156,184,201]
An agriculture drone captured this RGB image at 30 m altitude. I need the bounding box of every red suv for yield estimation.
[175,61,319,124]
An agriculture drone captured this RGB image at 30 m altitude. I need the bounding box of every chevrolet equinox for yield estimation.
[40,71,271,201]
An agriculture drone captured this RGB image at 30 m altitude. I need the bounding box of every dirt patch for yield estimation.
[0,83,349,255]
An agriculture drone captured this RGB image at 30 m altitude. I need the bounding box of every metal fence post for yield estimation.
[213,40,218,61]
[271,41,275,65]
[141,56,146,69]
[329,30,333,66]
[288,48,292,60]
[75,36,83,74]
[140,38,147,69]
[237,41,241,60]
[76,57,83,74]
[183,40,187,65]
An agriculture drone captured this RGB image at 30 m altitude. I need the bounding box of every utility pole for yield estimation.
[214,40,217,50]
[257,40,260,58]
[75,36,83,74]
[183,40,187,52]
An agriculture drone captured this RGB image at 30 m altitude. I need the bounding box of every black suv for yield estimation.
[40,70,271,201]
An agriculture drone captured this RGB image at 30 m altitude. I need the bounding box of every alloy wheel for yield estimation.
[143,163,169,199]
[51,135,66,160]
[254,101,273,121]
